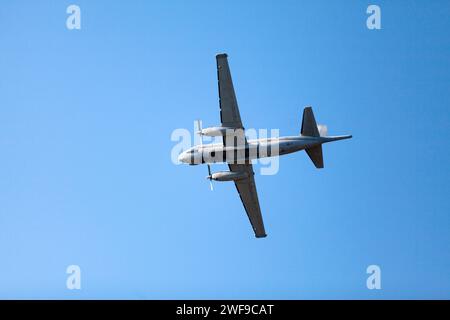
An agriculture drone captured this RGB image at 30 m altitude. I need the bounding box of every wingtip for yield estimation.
[255,234,267,238]
[216,53,228,59]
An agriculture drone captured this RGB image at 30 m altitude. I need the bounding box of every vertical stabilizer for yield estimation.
[301,106,320,137]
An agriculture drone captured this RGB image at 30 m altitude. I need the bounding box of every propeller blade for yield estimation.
[207,164,214,191]
[196,119,203,138]
[197,119,213,191]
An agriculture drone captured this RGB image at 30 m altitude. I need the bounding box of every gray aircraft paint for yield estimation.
[179,54,351,237]
[178,134,351,165]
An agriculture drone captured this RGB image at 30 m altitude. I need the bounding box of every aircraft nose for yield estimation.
[178,151,188,164]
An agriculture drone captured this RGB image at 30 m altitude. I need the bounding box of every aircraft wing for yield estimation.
[216,54,243,129]
[228,163,267,238]
[216,53,266,237]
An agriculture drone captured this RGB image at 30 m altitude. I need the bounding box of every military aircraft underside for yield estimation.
[179,54,351,238]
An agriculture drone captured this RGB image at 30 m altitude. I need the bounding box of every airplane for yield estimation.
[178,53,352,238]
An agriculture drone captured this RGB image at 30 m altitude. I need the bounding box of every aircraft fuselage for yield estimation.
[178,135,351,165]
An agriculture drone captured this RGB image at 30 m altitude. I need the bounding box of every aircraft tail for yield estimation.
[301,106,324,168]
[305,145,323,169]
[300,106,351,169]
[301,106,320,137]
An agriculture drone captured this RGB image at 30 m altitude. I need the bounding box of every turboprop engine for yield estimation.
[208,171,248,182]
[198,126,241,137]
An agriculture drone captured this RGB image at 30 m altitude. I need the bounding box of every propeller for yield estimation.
[196,119,214,191]
[196,119,206,136]
[207,164,213,191]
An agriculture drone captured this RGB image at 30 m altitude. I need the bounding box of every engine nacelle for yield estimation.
[199,126,241,137]
[210,171,248,182]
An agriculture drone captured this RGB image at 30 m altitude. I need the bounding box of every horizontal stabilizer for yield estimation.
[305,145,324,169]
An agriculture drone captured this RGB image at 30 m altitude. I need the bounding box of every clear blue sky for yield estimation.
[0,1,449,299]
